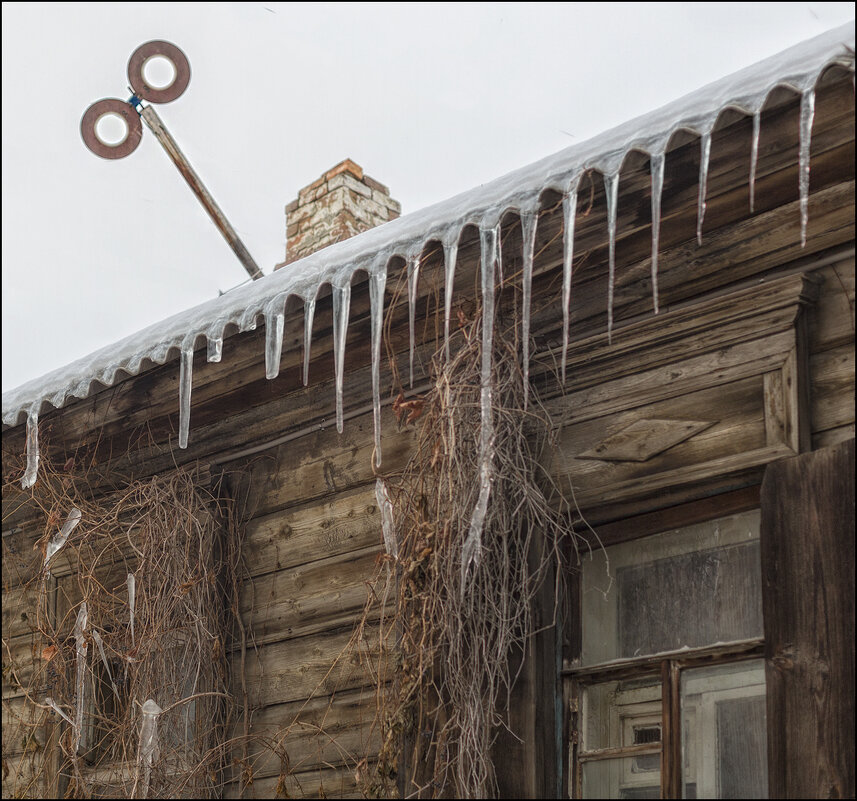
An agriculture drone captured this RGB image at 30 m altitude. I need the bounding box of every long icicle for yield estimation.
[520,210,538,410]
[461,224,498,595]
[45,507,81,577]
[369,263,387,468]
[561,186,578,383]
[374,478,397,557]
[264,311,284,380]
[696,130,712,245]
[73,602,88,755]
[22,410,39,489]
[333,282,351,434]
[604,172,620,343]
[178,348,193,449]
[138,699,163,800]
[302,296,316,387]
[127,573,136,647]
[798,87,816,248]
[749,109,761,213]
[443,237,459,363]
[92,629,120,702]
[650,152,665,315]
[407,254,420,388]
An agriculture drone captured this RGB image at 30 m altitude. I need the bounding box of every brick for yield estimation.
[286,222,299,238]
[362,174,389,195]
[328,172,372,197]
[284,198,300,214]
[324,159,363,182]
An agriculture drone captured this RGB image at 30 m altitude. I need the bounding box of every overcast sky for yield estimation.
[2,2,854,392]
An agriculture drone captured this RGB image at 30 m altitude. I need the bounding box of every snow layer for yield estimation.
[3,24,854,469]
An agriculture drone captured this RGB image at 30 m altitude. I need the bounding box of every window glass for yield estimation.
[581,510,763,665]
[681,660,768,799]
[582,757,662,799]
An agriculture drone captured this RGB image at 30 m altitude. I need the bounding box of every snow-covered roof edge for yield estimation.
[3,22,854,433]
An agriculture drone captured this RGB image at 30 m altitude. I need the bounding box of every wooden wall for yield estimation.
[2,67,854,799]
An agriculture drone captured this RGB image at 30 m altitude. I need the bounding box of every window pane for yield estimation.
[583,677,662,751]
[681,660,768,799]
[582,756,661,799]
[581,510,762,664]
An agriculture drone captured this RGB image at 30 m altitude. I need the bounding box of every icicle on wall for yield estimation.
[44,507,81,576]
[461,225,499,593]
[443,236,459,363]
[178,348,193,449]
[696,130,713,245]
[303,296,316,386]
[650,152,665,314]
[138,699,163,800]
[799,87,816,248]
[749,109,761,213]
[73,602,88,755]
[370,261,387,468]
[561,183,579,384]
[265,308,285,380]
[333,282,351,434]
[22,410,38,489]
[46,697,74,727]
[374,477,397,557]
[92,629,120,702]
[128,572,136,647]
[520,210,538,410]
[603,173,620,342]
[407,254,421,388]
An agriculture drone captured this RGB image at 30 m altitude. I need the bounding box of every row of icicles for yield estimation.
[20,81,823,578]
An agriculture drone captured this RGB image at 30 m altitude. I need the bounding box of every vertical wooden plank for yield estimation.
[761,438,855,798]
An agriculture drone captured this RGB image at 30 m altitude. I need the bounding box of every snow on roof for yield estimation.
[3,23,854,437]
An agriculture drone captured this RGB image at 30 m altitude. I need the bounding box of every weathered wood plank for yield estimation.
[808,257,855,352]
[223,763,367,799]
[2,634,42,701]
[810,343,855,434]
[242,483,382,578]
[232,624,389,709]
[761,439,855,799]
[228,688,380,783]
[239,546,382,648]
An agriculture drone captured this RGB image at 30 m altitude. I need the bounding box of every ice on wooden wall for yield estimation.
[3,24,853,503]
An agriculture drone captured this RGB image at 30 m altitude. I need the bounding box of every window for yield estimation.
[566,508,767,799]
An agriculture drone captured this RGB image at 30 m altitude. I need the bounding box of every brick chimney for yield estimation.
[276,159,401,268]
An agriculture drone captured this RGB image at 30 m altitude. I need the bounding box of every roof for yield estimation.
[3,22,854,431]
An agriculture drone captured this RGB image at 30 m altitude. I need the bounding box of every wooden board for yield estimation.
[760,438,855,798]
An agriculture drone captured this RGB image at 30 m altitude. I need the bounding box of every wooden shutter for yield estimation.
[760,439,855,798]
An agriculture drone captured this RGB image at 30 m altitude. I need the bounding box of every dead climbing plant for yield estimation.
[1,437,245,799]
[353,254,587,798]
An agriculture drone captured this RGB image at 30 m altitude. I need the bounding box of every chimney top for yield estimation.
[276,159,401,268]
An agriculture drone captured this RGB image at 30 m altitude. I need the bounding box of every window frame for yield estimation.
[562,486,764,799]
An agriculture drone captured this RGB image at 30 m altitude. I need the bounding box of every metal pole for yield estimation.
[138,104,264,281]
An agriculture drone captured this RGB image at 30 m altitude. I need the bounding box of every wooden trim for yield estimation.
[562,638,765,681]
[577,485,760,547]
[578,742,662,762]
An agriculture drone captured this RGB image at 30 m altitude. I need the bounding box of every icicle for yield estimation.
[73,602,88,755]
[45,697,74,727]
[374,478,397,557]
[302,296,316,386]
[138,699,163,800]
[265,311,284,380]
[92,630,120,703]
[561,187,578,383]
[798,87,816,248]
[407,255,420,388]
[45,507,81,576]
[22,411,38,489]
[332,282,351,434]
[649,152,664,315]
[206,336,222,363]
[696,130,712,245]
[461,225,498,594]
[520,211,538,410]
[749,109,761,213]
[442,237,459,363]
[369,264,387,468]
[604,172,620,343]
[127,573,136,647]
[178,348,193,449]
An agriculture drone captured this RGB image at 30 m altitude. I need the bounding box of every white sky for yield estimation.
[2,2,854,392]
